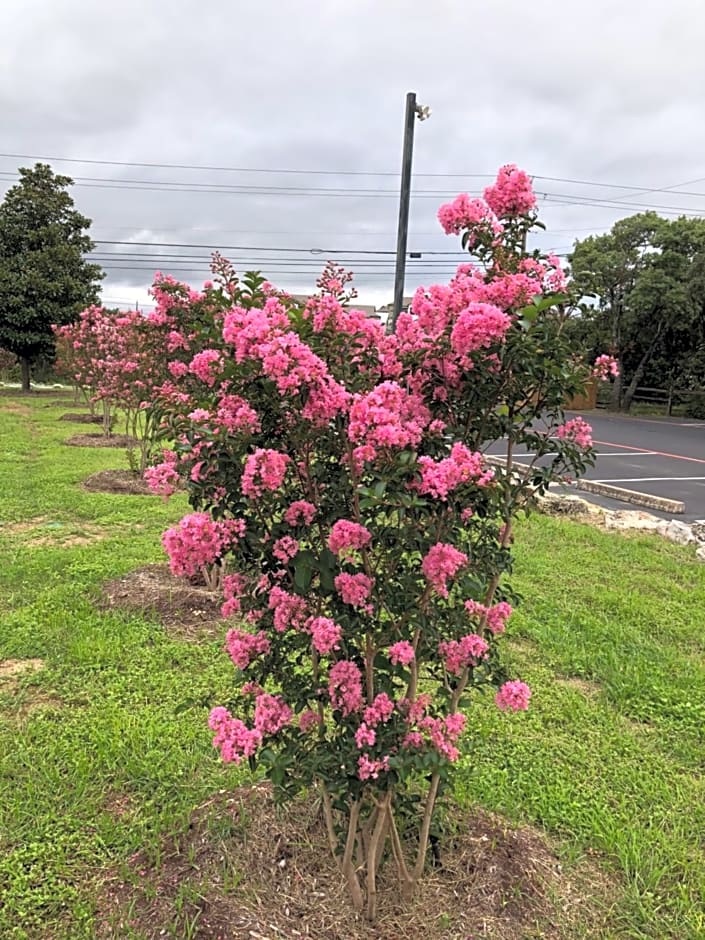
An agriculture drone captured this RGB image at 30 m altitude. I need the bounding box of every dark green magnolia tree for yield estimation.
[0,163,103,391]
[568,213,705,411]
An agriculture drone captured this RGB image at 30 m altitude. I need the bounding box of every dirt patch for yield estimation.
[0,516,48,535]
[1,517,106,547]
[59,412,109,425]
[82,470,152,496]
[30,532,104,548]
[64,433,137,448]
[1,402,32,417]
[100,564,224,638]
[103,790,137,821]
[556,676,602,697]
[0,660,59,715]
[96,784,615,940]
[0,658,44,679]
[0,516,106,548]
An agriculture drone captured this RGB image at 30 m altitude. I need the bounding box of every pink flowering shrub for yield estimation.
[54,271,229,473]
[147,165,608,920]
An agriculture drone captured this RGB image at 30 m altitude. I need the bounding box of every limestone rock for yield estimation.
[537,494,595,517]
[690,521,705,543]
[657,520,698,546]
[603,510,663,532]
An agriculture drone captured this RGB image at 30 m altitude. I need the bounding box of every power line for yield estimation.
[3,151,705,199]
[0,151,493,179]
[92,239,471,256]
[3,170,705,209]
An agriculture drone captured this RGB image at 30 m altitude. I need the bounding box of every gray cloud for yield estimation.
[2,0,705,307]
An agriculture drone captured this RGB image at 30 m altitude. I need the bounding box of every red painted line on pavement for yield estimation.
[593,439,705,466]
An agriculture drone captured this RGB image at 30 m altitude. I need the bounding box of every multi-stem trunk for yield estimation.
[319,781,442,922]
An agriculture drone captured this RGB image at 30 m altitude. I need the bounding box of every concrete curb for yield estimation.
[484,455,687,515]
[576,479,685,515]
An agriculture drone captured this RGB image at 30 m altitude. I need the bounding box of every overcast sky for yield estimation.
[2,0,705,308]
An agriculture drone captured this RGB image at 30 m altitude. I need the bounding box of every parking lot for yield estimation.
[488,411,705,522]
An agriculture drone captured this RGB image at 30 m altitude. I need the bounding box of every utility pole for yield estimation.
[388,92,430,333]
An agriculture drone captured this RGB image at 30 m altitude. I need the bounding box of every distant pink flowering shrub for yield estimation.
[147,167,605,919]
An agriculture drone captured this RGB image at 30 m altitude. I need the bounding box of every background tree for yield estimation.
[0,163,103,392]
[568,213,705,411]
[567,213,662,410]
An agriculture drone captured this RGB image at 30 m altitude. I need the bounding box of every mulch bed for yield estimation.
[95,784,614,940]
[82,470,152,496]
[60,412,108,425]
[64,433,138,448]
[100,563,224,638]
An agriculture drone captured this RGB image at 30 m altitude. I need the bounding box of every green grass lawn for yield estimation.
[1,392,704,939]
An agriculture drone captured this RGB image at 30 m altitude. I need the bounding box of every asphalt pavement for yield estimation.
[488,411,705,522]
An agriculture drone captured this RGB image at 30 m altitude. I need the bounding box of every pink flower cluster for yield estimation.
[403,712,467,763]
[358,754,390,781]
[272,536,299,563]
[438,633,489,675]
[241,448,291,498]
[328,660,363,715]
[556,416,593,450]
[144,450,179,498]
[208,706,261,763]
[483,164,537,218]
[284,500,316,526]
[225,628,271,669]
[306,616,342,654]
[450,303,511,359]
[592,355,620,381]
[267,587,308,633]
[495,680,531,712]
[189,349,223,386]
[334,572,374,609]
[437,193,503,238]
[364,692,395,726]
[299,709,321,733]
[254,692,293,734]
[162,513,245,577]
[348,381,430,459]
[215,394,261,434]
[421,542,468,598]
[417,443,494,500]
[221,300,350,425]
[464,599,513,635]
[388,641,415,666]
[327,520,372,556]
[221,573,247,618]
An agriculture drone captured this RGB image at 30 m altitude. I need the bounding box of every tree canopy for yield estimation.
[568,213,705,411]
[0,163,103,391]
